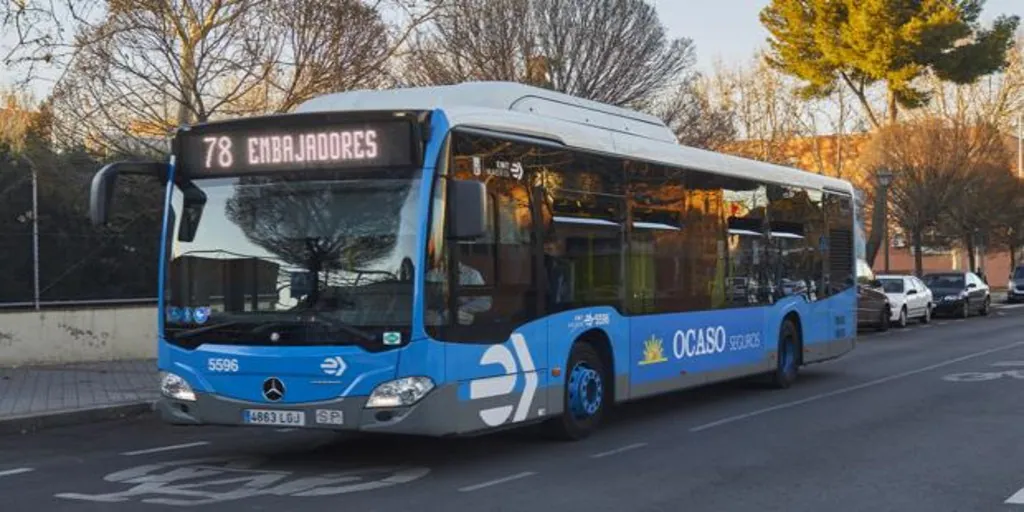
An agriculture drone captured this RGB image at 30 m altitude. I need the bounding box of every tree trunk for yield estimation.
[1011,240,1018,272]
[888,89,898,125]
[965,234,977,272]
[913,228,924,277]
[865,191,887,266]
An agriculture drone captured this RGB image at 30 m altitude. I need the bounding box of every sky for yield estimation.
[2,0,1022,98]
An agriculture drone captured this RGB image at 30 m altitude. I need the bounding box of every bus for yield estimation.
[89,82,857,440]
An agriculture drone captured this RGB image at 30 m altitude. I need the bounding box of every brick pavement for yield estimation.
[0,359,158,433]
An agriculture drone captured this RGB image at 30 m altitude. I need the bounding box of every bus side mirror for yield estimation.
[90,164,119,226]
[451,179,487,240]
[89,161,168,226]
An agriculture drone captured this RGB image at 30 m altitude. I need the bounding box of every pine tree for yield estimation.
[760,0,1020,128]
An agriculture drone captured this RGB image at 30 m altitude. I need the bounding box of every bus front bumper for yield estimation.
[156,384,463,437]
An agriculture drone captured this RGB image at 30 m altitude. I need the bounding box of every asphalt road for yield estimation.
[5,305,1024,511]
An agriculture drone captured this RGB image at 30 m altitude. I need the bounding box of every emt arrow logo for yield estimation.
[320,356,347,377]
[468,333,537,427]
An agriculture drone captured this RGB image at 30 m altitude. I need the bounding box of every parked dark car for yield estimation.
[1007,265,1024,303]
[856,259,892,331]
[923,271,991,318]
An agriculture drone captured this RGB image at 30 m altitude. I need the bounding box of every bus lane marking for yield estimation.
[121,441,210,456]
[458,471,536,492]
[55,456,431,506]
[0,468,34,478]
[942,361,1024,382]
[690,340,1024,433]
[591,442,648,459]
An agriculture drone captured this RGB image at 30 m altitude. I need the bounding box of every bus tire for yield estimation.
[545,342,608,441]
[771,320,800,389]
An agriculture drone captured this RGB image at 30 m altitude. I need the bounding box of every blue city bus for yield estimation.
[89,82,857,440]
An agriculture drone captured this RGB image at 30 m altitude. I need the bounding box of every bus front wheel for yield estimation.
[545,342,608,441]
[771,320,800,389]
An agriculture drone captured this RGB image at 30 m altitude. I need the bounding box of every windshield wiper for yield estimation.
[169,314,376,343]
[173,321,245,340]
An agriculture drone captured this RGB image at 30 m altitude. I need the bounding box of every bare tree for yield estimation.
[4,0,440,155]
[651,74,736,150]
[402,0,693,108]
[861,119,975,276]
[937,122,1016,272]
[709,56,809,166]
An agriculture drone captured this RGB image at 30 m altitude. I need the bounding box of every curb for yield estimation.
[0,401,156,435]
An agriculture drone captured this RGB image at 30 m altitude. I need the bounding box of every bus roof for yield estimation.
[295,81,855,195]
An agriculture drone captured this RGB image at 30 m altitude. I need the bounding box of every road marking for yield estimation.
[936,322,948,326]
[0,468,34,478]
[121,441,210,456]
[591,442,648,459]
[55,457,430,504]
[274,428,296,433]
[997,304,1024,310]
[919,325,933,329]
[458,471,536,492]
[690,340,1024,433]
[1006,485,1024,504]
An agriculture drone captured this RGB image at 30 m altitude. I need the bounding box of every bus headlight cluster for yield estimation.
[160,372,196,402]
[365,377,435,408]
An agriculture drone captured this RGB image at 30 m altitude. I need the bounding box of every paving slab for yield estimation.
[0,360,158,434]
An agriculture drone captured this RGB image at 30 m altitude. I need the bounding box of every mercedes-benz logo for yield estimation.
[262,377,285,402]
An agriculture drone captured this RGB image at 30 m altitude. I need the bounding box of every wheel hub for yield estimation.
[568,363,603,419]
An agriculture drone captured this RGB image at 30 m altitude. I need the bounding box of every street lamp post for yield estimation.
[877,169,895,273]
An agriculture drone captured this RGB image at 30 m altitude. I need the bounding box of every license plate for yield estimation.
[243,409,306,426]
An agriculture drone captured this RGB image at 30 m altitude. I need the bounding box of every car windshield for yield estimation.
[163,170,422,347]
[879,278,904,293]
[923,274,964,289]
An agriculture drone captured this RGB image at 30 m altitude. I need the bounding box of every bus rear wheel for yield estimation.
[545,342,608,441]
[771,320,800,389]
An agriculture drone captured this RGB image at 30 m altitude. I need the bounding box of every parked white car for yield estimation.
[877,274,934,327]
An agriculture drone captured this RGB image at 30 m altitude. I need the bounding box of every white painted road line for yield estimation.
[121,441,210,456]
[0,468,34,478]
[997,304,1024,310]
[1006,485,1024,504]
[591,442,648,459]
[690,340,1024,433]
[458,472,537,492]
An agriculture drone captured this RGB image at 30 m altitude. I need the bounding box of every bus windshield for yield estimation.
[163,170,422,347]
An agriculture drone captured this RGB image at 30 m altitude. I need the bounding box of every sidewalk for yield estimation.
[0,360,158,434]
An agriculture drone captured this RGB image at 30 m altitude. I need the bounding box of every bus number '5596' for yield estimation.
[208,358,239,372]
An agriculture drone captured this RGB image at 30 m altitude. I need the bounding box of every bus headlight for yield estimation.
[365,377,435,408]
[160,372,196,402]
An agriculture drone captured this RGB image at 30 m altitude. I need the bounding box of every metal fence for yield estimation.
[0,160,162,309]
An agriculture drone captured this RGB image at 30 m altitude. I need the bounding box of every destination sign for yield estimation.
[176,118,417,176]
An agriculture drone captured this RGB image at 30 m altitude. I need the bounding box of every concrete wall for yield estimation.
[0,306,156,366]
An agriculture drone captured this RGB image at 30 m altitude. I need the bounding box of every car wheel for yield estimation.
[876,307,890,332]
[980,296,991,316]
[920,304,932,324]
[897,307,908,328]
[961,300,970,318]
